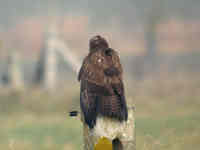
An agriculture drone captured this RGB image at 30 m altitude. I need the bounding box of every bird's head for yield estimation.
[89,35,109,52]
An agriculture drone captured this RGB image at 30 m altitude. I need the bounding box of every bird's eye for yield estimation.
[98,58,102,63]
[105,48,112,56]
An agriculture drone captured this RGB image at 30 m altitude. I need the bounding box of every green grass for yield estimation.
[137,115,200,136]
[136,114,200,150]
[0,115,83,150]
[0,77,200,150]
[0,112,199,150]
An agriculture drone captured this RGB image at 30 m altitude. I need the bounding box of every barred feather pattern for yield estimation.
[78,37,128,129]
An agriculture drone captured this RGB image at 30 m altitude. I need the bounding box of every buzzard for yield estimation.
[78,35,128,129]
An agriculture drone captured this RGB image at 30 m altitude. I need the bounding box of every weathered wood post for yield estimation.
[80,103,136,150]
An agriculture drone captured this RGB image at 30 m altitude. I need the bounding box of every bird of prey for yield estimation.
[78,35,128,129]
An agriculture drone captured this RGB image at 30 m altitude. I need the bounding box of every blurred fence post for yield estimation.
[82,104,136,150]
[10,50,24,89]
[140,0,165,78]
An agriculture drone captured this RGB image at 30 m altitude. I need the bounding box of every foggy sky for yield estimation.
[1,0,200,29]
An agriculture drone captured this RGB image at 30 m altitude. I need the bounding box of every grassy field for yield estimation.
[1,112,199,150]
[0,77,200,150]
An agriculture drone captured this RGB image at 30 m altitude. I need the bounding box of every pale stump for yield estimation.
[81,106,135,150]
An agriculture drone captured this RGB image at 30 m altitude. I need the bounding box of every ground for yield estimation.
[0,78,200,150]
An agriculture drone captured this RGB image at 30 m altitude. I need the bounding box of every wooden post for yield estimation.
[81,105,136,150]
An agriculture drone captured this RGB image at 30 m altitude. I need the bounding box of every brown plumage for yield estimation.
[78,35,128,129]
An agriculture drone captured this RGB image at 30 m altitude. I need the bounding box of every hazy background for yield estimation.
[0,0,200,150]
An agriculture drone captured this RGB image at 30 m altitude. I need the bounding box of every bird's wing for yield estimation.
[102,49,128,120]
[111,81,128,121]
[80,80,98,129]
[98,79,128,121]
[78,56,88,81]
[80,80,111,129]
